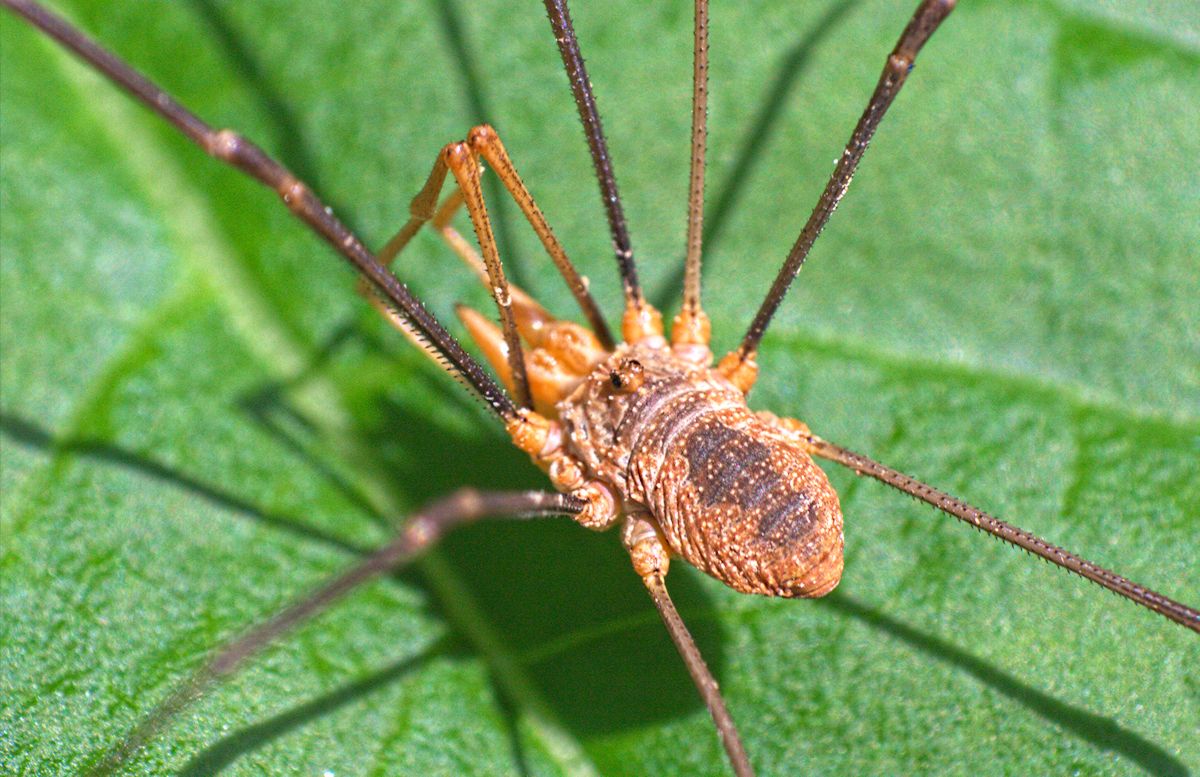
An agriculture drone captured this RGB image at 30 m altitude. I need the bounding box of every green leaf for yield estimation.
[3,1,1197,775]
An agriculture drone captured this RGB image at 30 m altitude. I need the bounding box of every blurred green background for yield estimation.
[2,0,1197,774]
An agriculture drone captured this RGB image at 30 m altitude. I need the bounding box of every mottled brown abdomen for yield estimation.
[631,405,844,597]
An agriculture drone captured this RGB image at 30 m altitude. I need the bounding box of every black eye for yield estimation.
[609,371,624,389]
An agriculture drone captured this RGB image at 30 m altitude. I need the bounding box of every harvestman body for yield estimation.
[5,0,1197,774]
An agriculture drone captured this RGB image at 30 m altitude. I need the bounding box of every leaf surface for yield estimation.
[2,1,1197,775]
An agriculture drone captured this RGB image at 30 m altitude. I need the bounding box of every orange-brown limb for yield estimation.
[465,126,614,348]
[90,489,583,774]
[795,429,1200,633]
[431,189,558,347]
[433,187,610,410]
[677,0,710,340]
[376,126,613,349]
[455,304,516,395]
[622,301,665,345]
[672,306,712,352]
[623,514,754,777]
[731,0,957,379]
[359,135,533,407]
[443,141,533,409]
[444,206,607,414]
[359,139,536,409]
[717,349,758,394]
[457,304,600,416]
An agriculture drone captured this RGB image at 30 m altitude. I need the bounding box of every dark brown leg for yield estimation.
[786,426,1200,633]
[1,0,516,419]
[90,489,583,774]
[722,0,957,390]
[623,515,754,777]
[543,0,660,338]
[673,0,713,352]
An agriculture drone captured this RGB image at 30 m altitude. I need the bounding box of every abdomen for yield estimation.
[630,405,844,598]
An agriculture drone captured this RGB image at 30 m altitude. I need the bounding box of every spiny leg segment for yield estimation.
[624,514,754,777]
[674,0,713,354]
[363,124,625,412]
[373,124,615,350]
[542,0,664,344]
[362,132,535,408]
[799,432,1200,633]
[463,126,615,349]
[1,0,521,420]
[88,490,583,773]
[719,0,957,390]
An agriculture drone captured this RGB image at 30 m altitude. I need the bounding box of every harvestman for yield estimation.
[4,0,1198,774]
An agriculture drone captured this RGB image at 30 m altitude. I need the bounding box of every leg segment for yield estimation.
[369,124,631,410]
[411,161,611,413]
[1,0,514,421]
[375,125,614,348]
[467,126,613,348]
[444,141,534,409]
[366,139,534,408]
[388,173,553,334]
[541,0,667,345]
[429,190,563,354]
[763,414,1200,633]
[723,0,957,390]
[457,304,604,416]
[93,489,583,773]
[673,0,713,362]
[623,515,754,777]
[542,0,642,318]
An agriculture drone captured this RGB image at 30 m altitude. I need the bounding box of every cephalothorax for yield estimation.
[4,0,1197,774]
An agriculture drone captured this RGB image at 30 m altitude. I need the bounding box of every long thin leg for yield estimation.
[724,0,957,386]
[90,489,583,774]
[377,126,615,349]
[359,136,534,408]
[2,0,518,421]
[645,574,754,777]
[431,188,558,337]
[370,175,556,381]
[623,516,754,777]
[542,0,656,336]
[468,127,614,348]
[430,192,566,350]
[674,0,712,350]
[445,142,535,409]
[794,430,1200,633]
